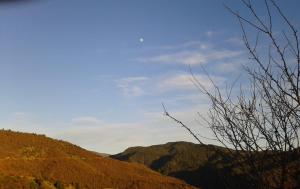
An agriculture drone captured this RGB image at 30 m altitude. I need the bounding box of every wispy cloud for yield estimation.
[225,37,244,46]
[204,30,220,37]
[1,107,218,154]
[116,72,225,99]
[53,104,217,154]
[13,112,30,121]
[71,116,103,127]
[137,46,242,65]
[216,62,242,73]
[119,76,148,83]
[159,40,209,50]
[158,73,224,92]
[148,51,207,65]
[117,76,149,97]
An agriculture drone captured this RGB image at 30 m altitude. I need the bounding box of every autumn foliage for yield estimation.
[0,130,195,189]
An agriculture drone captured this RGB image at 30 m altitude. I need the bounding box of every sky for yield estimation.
[0,0,299,154]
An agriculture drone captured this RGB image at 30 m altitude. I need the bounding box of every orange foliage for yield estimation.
[0,130,196,189]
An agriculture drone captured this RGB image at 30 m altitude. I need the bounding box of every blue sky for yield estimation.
[0,0,299,154]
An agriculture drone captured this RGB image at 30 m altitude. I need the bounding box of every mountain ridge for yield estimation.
[112,141,300,189]
[111,141,229,189]
[0,129,196,189]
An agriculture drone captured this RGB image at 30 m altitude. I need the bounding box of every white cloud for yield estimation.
[71,116,103,126]
[117,76,148,97]
[116,73,224,98]
[119,76,148,82]
[226,37,244,46]
[204,30,224,38]
[205,30,215,37]
[116,73,230,111]
[158,74,197,90]
[1,109,218,155]
[216,62,241,73]
[158,51,206,65]
[138,49,242,65]
[1,106,218,155]
[52,104,217,154]
[158,73,224,92]
[209,50,242,61]
[135,38,245,67]
[159,40,209,50]
[13,112,30,121]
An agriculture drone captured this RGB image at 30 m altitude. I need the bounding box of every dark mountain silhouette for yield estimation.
[111,141,232,189]
[111,141,300,189]
[0,130,196,189]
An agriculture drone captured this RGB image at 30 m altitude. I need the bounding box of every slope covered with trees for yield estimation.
[0,130,195,189]
[112,141,300,189]
[112,142,236,189]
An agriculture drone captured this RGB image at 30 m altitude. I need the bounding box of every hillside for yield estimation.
[111,142,233,189]
[111,142,219,175]
[0,130,196,189]
[111,141,300,189]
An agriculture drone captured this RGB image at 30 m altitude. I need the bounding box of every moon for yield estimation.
[139,38,144,43]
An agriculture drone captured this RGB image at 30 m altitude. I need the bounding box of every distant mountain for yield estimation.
[111,141,233,189]
[111,141,300,189]
[111,142,218,174]
[0,130,196,189]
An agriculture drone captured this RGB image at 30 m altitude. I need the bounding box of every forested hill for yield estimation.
[112,141,300,189]
[0,130,196,189]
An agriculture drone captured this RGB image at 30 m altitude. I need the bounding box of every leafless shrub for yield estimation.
[164,1,300,188]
